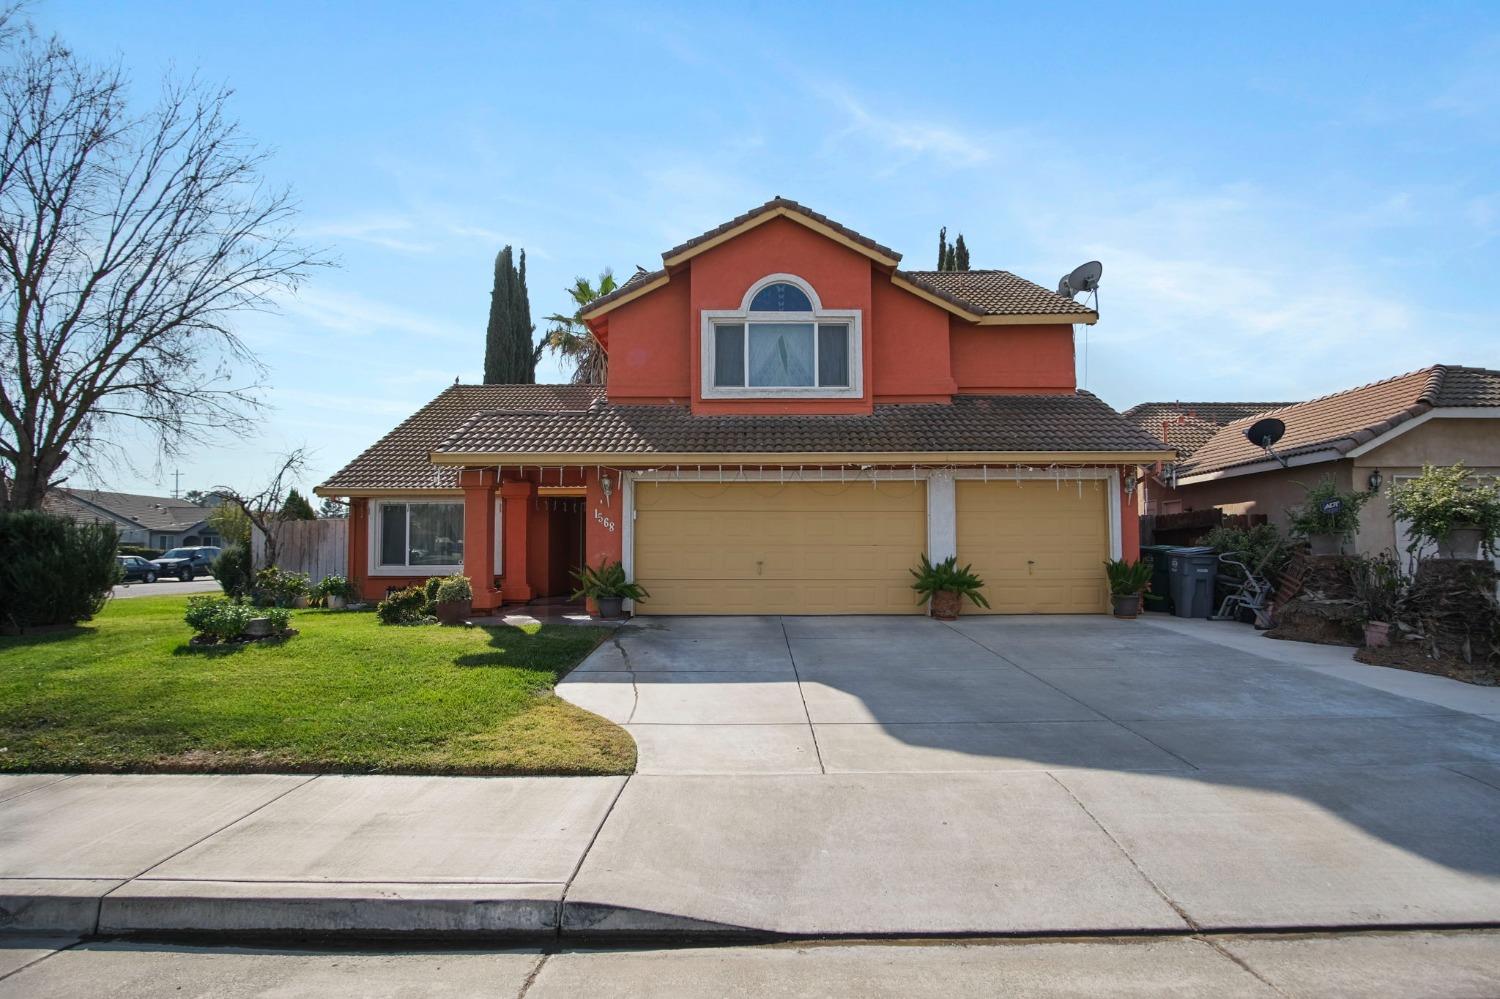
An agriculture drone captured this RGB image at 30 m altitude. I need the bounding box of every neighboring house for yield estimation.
[44,489,222,550]
[1122,401,1295,516]
[316,198,1170,614]
[1157,364,1500,563]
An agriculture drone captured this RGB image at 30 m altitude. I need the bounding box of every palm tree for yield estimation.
[544,270,617,385]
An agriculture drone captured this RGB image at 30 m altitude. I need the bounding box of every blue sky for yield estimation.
[42,0,1500,498]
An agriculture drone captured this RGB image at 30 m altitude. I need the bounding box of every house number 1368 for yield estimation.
[593,508,616,533]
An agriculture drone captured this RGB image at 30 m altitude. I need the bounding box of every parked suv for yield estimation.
[150,546,221,582]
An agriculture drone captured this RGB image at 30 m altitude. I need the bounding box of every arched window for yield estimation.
[701,274,862,398]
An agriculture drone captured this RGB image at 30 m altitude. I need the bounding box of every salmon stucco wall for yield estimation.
[871,277,954,402]
[688,217,875,415]
[599,276,692,403]
[950,322,1075,395]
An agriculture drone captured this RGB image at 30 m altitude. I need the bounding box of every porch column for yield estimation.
[925,469,956,562]
[499,479,535,603]
[460,467,502,610]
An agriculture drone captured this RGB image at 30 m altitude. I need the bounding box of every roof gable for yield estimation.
[1122,401,1295,458]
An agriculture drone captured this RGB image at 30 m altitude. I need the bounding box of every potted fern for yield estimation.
[1289,477,1370,555]
[572,559,649,619]
[1104,557,1153,619]
[910,555,989,620]
[1386,462,1500,561]
[432,574,473,625]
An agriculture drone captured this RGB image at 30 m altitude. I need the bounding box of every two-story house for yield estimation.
[316,199,1169,615]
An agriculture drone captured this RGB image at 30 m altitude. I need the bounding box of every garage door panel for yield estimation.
[634,481,925,615]
[957,479,1110,615]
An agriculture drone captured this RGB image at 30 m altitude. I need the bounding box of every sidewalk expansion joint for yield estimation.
[781,616,827,774]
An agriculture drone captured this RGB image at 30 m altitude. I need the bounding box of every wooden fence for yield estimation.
[251,519,348,585]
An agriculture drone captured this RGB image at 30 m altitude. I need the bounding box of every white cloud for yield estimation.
[282,286,468,342]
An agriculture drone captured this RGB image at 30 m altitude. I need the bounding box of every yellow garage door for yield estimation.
[633,480,926,615]
[956,479,1110,614]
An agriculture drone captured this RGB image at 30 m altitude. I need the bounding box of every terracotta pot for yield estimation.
[596,596,625,620]
[1436,526,1484,560]
[1306,533,1342,556]
[1363,620,1391,648]
[435,599,469,625]
[1111,593,1143,619]
[929,590,962,621]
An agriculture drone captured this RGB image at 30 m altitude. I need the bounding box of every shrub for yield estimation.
[315,574,356,600]
[213,543,253,599]
[1348,552,1406,625]
[433,574,473,604]
[253,566,311,607]
[117,544,163,559]
[423,576,443,605]
[1202,523,1293,581]
[183,596,254,642]
[0,511,120,631]
[263,606,292,633]
[377,585,431,625]
[1104,557,1153,596]
[909,554,990,608]
[1387,462,1500,558]
[571,559,650,602]
[1289,477,1370,542]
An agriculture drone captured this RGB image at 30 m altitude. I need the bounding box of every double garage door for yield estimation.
[633,479,1110,615]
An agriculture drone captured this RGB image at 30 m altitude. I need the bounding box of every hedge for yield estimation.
[0,511,120,631]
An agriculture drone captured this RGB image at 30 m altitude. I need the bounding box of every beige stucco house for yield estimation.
[1150,365,1500,564]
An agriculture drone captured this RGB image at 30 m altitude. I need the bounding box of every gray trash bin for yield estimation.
[1166,546,1218,619]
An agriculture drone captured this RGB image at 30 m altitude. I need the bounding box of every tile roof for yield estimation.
[1177,365,1500,478]
[46,489,214,532]
[662,196,902,264]
[898,270,1096,317]
[318,384,603,491]
[317,386,1167,492]
[1122,401,1295,458]
[434,392,1165,459]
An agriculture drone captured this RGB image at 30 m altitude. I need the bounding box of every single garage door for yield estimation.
[956,479,1110,614]
[633,480,926,615]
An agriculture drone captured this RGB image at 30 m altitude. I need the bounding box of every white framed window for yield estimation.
[701,273,862,399]
[368,498,503,576]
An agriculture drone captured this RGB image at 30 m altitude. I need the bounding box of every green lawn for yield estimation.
[0,594,634,776]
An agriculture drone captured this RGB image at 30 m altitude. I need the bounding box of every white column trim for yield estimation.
[926,469,956,562]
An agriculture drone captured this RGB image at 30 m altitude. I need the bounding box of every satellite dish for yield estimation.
[1245,417,1288,467]
[1057,260,1103,299]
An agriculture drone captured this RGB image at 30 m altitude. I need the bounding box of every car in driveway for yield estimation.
[150,546,221,582]
[116,555,159,583]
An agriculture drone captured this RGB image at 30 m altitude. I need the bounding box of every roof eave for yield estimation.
[425,448,1174,468]
[888,274,1096,326]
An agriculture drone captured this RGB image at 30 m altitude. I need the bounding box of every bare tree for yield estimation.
[210,449,306,574]
[0,16,322,510]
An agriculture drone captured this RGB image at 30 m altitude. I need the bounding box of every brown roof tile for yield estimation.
[318,385,603,492]
[434,392,1166,459]
[1177,365,1500,477]
[1122,401,1295,458]
[898,270,1096,317]
[663,197,902,263]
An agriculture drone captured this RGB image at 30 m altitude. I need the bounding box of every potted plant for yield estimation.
[1289,477,1370,555]
[572,559,649,619]
[1103,557,1153,619]
[432,574,473,625]
[1387,462,1500,561]
[909,555,989,621]
[316,574,356,610]
[1349,552,1403,648]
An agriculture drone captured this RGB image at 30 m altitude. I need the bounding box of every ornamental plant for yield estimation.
[254,566,311,608]
[1104,557,1153,596]
[571,559,650,602]
[183,596,255,642]
[315,574,356,600]
[1386,462,1500,558]
[909,555,990,608]
[433,574,473,604]
[1288,477,1370,542]
[377,585,431,625]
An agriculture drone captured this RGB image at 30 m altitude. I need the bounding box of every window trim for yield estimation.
[701,273,863,400]
[367,497,501,577]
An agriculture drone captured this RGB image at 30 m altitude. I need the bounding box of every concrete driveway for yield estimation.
[557,613,1500,936]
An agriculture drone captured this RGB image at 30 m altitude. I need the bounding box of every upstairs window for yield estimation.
[702,275,862,398]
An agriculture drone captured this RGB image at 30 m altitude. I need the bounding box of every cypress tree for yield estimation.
[937,226,948,270]
[954,234,970,271]
[945,244,957,271]
[482,246,538,383]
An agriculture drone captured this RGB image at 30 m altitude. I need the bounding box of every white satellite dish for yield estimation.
[1057,260,1102,299]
